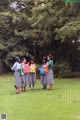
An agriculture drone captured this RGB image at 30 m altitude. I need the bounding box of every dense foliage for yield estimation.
[0,0,80,76]
[54,61,72,78]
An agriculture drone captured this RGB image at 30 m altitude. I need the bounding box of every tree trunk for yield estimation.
[0,59,4,74]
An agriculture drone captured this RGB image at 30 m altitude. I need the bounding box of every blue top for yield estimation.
[12,62,21,72]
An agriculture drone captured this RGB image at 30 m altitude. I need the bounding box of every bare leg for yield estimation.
[50,85,53,91]
[29,84,31,88]
[16,87,21,94]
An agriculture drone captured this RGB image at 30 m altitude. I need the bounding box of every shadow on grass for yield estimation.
[9,88,50,95]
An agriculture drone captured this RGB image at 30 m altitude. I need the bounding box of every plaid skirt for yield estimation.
[28,73,36,85]
[21,74,29,87]
[47,69,54,85]
[40,73,48,85]
[14,71,21,88]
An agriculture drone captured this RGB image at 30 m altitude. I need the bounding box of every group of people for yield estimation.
[12,54,54,94]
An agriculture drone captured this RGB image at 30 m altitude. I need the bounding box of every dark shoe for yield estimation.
[43,86,46,89]
[23,87,26,92]
[14,85,17,89]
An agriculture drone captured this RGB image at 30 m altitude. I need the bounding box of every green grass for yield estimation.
[0,74,80,120]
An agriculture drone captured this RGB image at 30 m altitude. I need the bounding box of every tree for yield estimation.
[31,0,80,70]
[0,0,80,74]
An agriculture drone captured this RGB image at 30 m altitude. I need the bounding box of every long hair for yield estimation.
[48,53,53,60]
[43,56,47,64]
[21,57,26,63]
[30,58,35,64]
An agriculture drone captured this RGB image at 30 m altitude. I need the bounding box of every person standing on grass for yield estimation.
[21,58,29,92]
[47,54,54,90]
[40,57,49,89]
[11,56,21,94]
[29,59,36,89]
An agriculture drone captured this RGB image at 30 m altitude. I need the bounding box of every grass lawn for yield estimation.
[0,74,80,120]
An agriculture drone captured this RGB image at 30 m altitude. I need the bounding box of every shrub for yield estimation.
[54,61,72,78]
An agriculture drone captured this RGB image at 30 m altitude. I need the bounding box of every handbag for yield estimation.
[39,68,46,75]
[45,66,49,73]
[21,68,24,76]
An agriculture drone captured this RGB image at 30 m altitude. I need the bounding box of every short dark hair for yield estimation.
[15,56,20,62]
